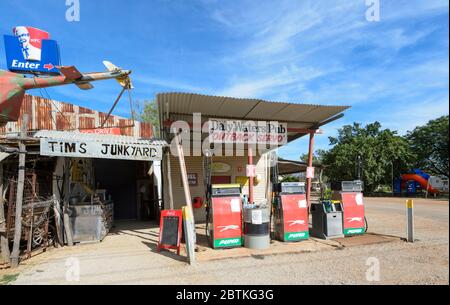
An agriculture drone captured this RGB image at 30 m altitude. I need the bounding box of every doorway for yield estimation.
[211,176,231,184]
[93,159,138,220]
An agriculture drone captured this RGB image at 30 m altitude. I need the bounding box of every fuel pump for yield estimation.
[273,182,309,241]
[206,184,243,249]
[333,180,366,236]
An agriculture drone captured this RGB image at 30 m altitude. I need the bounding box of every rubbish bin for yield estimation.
[243,207,270,249]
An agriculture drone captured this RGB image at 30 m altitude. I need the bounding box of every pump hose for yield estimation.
[205,207,211,245]
[364,216,368,233]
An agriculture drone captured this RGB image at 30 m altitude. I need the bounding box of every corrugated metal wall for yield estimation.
[0,94,153,138]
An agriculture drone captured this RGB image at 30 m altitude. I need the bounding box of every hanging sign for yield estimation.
[208,119,287,144]
[40,138,163,161]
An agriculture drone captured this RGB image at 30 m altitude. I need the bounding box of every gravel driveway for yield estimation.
[3,197,448,285]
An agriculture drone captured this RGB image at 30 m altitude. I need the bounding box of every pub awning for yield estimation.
[157,92,350,143]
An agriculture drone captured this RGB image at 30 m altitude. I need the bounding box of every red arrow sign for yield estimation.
[43,63,54,70]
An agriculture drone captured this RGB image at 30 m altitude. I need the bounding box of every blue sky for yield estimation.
[0,0,448,159]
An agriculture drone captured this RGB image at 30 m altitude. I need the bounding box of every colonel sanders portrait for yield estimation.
[13,26,42,61]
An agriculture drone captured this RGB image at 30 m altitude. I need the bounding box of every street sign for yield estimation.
[4,26,60,75]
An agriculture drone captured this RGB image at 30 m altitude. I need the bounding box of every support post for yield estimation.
[166,153,174,210]
[174,129,196,264]
[52,158,64,246]
[406,199,414,242]
[0,163,11,264]
[52,195,64,247]
[306,131,315,207]
[63,158,73,247]
[10,114,28,268]
[248,147,254,204]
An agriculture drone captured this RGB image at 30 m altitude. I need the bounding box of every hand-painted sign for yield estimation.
[4,26,60,75]
[208,119,287,144]
[40,138,163,161]
[79,128,122,135]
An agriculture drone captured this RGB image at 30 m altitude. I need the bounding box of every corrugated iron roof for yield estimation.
[32,130,167,146]
[0,94,154,139]
[278,158,323,175]
[157,92,350,125]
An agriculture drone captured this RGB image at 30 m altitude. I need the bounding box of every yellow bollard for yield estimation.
[406,200,414,242]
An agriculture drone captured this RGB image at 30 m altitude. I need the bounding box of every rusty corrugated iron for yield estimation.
[1,94,153,138]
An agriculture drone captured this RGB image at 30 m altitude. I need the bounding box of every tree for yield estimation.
[318,122,413,193]
[406,115,449,178]
[134,99,160,135]
[300,153,322,164]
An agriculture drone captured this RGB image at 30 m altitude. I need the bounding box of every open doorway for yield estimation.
[92,159,158,221]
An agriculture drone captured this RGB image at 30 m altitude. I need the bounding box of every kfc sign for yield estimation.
[3,26,61,75]
[13,26,49,61]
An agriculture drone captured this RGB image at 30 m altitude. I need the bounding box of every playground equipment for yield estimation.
[394,169,440,195]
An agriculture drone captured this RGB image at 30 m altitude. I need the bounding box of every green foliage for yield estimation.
[406,115,449,178]
[319,122,413,193]
[134,99,160,134]
[322,188,332,200]
[300,153,322,164]
[280,175,300,182]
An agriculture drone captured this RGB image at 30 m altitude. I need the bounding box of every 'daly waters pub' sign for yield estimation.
[40,138,163,161]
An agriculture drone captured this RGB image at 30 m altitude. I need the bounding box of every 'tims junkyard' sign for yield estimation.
[40,138,163,161]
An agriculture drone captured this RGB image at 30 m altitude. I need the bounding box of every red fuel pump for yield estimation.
[207,184,243,249]
[274,182,309,241]
[339,181,366,236]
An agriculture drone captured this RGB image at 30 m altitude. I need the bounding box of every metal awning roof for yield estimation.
[157,92,349,125]
[278,158,323,175]
[157,92,350,143]
[32,130,168,146]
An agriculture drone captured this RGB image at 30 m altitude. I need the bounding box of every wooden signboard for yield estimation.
[157,210,182,255]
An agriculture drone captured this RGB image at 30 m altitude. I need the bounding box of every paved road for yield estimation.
[4,197,449,285]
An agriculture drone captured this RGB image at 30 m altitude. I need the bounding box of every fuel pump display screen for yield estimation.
[211,185,241,197]
[279,182,305,194]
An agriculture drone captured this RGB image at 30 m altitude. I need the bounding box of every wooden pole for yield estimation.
[52,158,64,246]
[52,194,64,247]
[63,158,73,246]
[0,163,11,264]
[173,129,196,264]
[174,130,193,218]
[166,153,174,210]
[306,131,315,207]
[10,114,28,268]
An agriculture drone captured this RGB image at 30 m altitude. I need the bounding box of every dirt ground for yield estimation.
[1,197,448,285]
